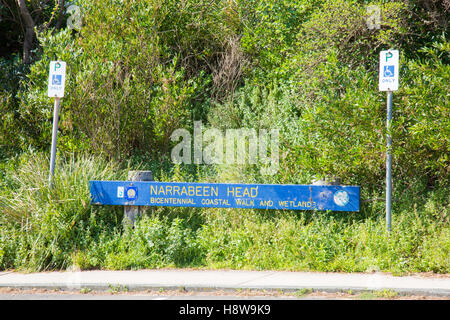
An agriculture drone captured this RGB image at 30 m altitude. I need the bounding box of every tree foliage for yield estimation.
[0,0,448,273]
[1,0,448,186]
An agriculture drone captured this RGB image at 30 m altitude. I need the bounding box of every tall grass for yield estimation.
[0,152,124,270]
[0,152,448,273]
[196,199,449,273]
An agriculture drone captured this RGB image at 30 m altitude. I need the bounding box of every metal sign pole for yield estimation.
[47,60,66,188]
[379,49,398,233]
[386,91,393,232]
[49,97,61,188]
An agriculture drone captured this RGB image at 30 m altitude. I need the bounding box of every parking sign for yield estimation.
[48,61,66,97]
[379,50,399,91]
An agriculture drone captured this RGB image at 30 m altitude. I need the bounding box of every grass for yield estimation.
[294,288,312,298]
[373,289,399,299]
[357,289,399,300]
[108,284,129,294]
[80,287,92,294]
[0,152,448,274]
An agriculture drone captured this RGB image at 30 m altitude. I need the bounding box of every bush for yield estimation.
[209,0,449,191]
[12,0,242,159]
[0,152,124,270]
[0,55,28,155]
[0,0,448,274]
[197,191,448,273]
[0,151,447,273]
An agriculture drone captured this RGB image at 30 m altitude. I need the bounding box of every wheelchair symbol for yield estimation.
[52,74,62,85]
[383,65,395,78]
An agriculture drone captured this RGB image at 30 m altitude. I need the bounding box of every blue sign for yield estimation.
[383,65,394,77]
[125,186,138,201]
[89,181,360,212]
[52,74,62,85]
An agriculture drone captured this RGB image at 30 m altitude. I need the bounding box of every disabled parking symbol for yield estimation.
[383,65,394,78]
[379,50,399,91]
[52,74,62,85]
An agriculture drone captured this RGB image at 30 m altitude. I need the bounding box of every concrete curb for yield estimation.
[0,270,449,297]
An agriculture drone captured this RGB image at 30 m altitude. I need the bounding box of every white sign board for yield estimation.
[47,61,66,97]
[379,50,399,91]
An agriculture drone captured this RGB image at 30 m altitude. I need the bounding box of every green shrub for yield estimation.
[12,0,241,159]
[196,195,448,273]
[0,152,124,270]
[209,0,449,191]
[0,0,448,274]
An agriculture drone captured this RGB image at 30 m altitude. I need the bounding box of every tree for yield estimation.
[0,0,65,63]
[15,0,34,64]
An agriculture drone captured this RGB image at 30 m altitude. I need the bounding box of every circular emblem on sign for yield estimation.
[125,187,137,201]
[333,190,349,207]
[127,188,136,198]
